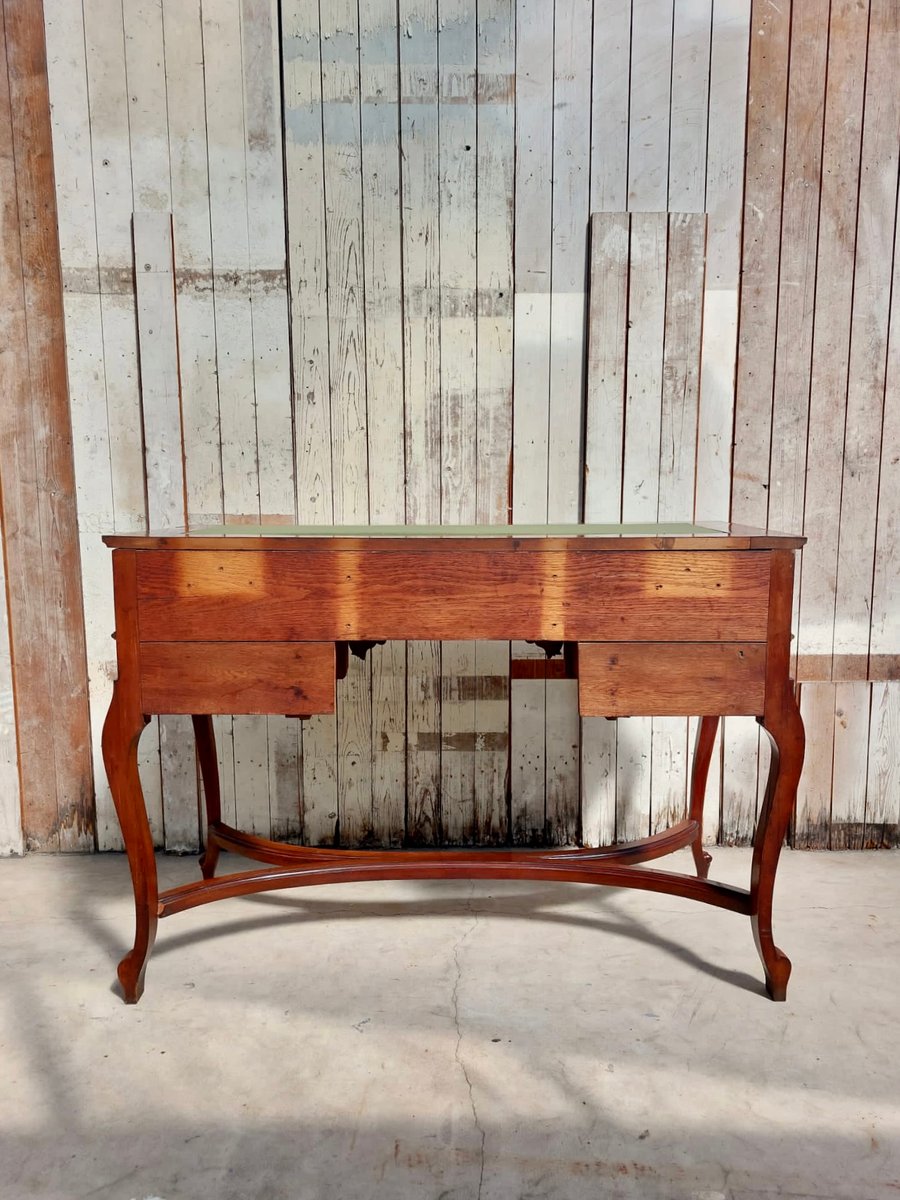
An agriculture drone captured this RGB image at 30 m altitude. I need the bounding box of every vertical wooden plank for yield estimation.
[201,0,258,522]
[650,214,705,836]
[624,177,667,844]
[371,641,405,848]
[658,212,706,521]
[667,0,711,213]
[623,211,667,521]
[545,690,580,846]
[510,681,545,845]
[511,0,553,510]
[510,0,554,844]
[123,0,172,211]
[581,718,616,847]
[590,0,630,213]
[584,213,629,522]
[731,0,790,530]
[583,212,628,847]
[82,0,146,530]
[649,719,688,834]
[360,0,406,847]
[547,0,592,523]
[831,682,871,849]
[869,191,900,675]
[360,0,405,528]
[628,0,674,211]
[267,717,302,843]
[832,0,900,680]
[202,0,275,843]
[767,0,828,542]
[320,0,373,847]
[133,212,200,852]
[125,0,199,853]
[400,0,441,844]
[864,682,900,849]
[797,0,869,672]
[241,0,300,843]
[704,0,754,843]
[281,0,337,845]
[473,0,514,844]
[1,0,94,851]
[695,0,749,518]
[160,0,230,848]
[621,212,666,842]
[282,0,333,526]
[81,0,149,850]
[321,1,370,527]
[438,0,478,845]
[768,0,829,695]
[720,3,764,846]
[162,0,222,529]
[133,214,184,530]
[720,716,760,846]
[241,0,295,521]
[615,717,652,842]
[230,715,271,838]
[47,0,125,851]
[793,682,834,850]
[545,0,592,847]
[64,306,123,850]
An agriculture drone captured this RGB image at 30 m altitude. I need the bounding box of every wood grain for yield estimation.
[135,547,772,643]
[0,0,94,851]
[140,642,335,715]
[731,0,789,530]
[578,643,766,718]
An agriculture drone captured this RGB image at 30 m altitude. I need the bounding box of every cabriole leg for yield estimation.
[192,715,221,879]
[752,688,805,1000]
[102,685,155,1004]
[688,715,718,879]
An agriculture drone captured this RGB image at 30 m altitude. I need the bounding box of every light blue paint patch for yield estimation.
[282,33,320,64]
[284,104,324,145]
[322,101,361,146]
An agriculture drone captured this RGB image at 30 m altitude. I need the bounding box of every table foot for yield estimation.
[117,920,154,1004]
[752,923,791,1001]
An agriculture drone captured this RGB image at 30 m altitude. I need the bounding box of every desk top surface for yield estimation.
[104,521,805,551]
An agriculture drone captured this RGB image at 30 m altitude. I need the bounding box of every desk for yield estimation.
[102,522,805,1003]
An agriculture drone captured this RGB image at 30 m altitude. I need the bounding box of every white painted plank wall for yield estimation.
[37,0,900,855]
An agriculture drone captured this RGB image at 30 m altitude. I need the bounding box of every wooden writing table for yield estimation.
[102,522,805,1003]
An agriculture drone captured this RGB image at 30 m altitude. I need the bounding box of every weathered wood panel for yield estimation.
[21,0,899,853]
[0,0,93,852]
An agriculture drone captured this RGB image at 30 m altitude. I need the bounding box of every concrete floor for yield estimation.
[1,848,898,1200]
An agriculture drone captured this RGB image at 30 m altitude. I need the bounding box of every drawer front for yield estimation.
[135,548,771,642]
[578,642,766,717]
[140,642,335,716]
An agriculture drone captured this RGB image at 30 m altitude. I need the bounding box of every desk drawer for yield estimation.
[135,548,771,642]
[139,641,335,716]
[578,642,766,717]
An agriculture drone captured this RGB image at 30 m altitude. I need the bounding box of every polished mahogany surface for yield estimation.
[101,523,805,1004]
